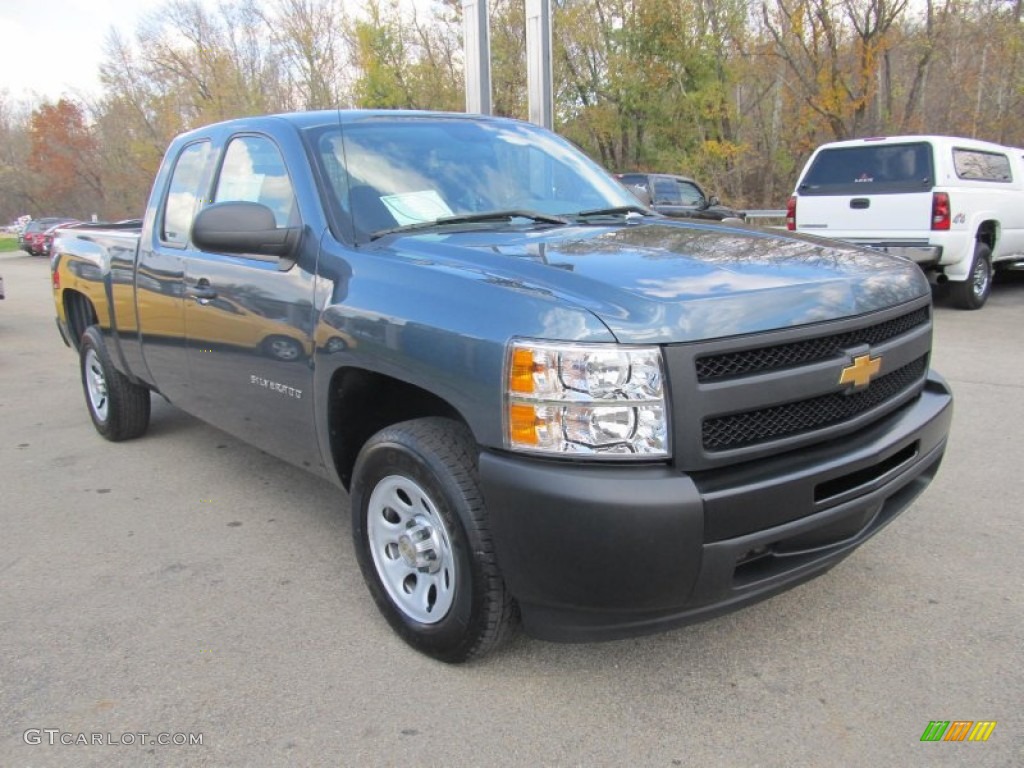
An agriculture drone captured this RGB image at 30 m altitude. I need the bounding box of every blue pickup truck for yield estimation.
[52,111,952,662]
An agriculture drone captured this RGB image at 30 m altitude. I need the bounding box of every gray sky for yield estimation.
[0,0,172,102]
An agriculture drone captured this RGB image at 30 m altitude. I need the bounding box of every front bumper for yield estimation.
[479,371,952,642]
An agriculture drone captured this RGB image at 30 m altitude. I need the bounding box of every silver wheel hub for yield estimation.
[973,257,990,296]
[367,475,456,624]
[270,339,299,359]
[84,349,109,421]
[397,520,444,573]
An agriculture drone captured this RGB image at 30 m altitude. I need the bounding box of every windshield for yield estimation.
[309,116,640,240]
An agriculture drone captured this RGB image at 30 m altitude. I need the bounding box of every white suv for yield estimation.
[789,135,1024,309]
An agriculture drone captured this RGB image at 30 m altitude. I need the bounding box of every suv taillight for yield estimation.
[786,196,796,230]
[931,192,950,230]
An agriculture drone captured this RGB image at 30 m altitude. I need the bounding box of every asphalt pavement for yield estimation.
[1,247,1022,767]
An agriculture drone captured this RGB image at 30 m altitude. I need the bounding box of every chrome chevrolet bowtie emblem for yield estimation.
[839,354,882,389]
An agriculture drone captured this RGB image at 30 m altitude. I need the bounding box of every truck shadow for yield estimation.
[932,269,1024,309]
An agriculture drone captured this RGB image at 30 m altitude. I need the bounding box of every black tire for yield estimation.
[949,242,993,310]
[261,335,304,361]
[80,326,151,441]
[351,417,516,662]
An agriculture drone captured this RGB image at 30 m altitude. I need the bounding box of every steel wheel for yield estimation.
[950,242,993,310]
[78,326,150,441]
[264,336,302,361]
[970,252,991,300]
[84,348,109,422]
[366,475,456,624]
[351,418,516,661]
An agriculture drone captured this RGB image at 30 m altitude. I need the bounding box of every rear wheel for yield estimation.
[949,242,992,310]
[351,418,516,662]
[80,326,151,441]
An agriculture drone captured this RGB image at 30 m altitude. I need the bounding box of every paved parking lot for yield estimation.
[1,248,1022,767]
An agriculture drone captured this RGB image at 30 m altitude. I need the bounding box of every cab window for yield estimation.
[953,148,1012,182]
[652,178,681,204]
[676,180,705,206]
[214,136,297,226]
[162,141,211,246]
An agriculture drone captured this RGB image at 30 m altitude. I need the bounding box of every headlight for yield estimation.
[505,340,669,458]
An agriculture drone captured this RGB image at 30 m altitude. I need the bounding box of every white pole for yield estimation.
[462,0,492,115]
[526,0,553,129]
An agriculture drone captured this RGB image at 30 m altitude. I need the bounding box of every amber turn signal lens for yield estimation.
[510,348,537,394]
[509,403,541,445]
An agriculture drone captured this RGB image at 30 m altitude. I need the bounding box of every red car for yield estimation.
[24,218,77,255]
[41,220,82,257]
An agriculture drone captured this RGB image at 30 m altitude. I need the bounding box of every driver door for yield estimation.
[182,133,319,467]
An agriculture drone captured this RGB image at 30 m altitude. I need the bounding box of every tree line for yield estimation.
[1,0,1022,223]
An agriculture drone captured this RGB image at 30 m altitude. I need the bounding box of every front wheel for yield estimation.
[350,418,516,662]
[80,326,151,441]
[262,335,304,361]
[949,242,992,310]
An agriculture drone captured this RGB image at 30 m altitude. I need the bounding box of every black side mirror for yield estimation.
[192,202,299,263]
[707,195,720,208]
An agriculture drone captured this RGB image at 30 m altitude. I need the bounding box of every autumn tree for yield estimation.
[0,94,35,222]
[9,0,1024,218]
[27,99,103,217]
[348,0,462,110]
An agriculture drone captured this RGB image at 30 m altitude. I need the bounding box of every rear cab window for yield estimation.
[952,148,1013,182]
[799,142,934,195]
[161,141,211,246]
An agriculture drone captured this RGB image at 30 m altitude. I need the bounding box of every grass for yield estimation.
[0,234,21,253]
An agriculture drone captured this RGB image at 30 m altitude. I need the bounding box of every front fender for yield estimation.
[310,242,616,467]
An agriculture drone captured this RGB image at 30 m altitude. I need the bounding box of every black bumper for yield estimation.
[479,372,952,642]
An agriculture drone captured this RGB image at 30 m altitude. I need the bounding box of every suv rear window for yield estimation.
[799,142,934,195]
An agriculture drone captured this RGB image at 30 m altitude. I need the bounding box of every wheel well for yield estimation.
[976,221,997,251]
[328,368,466,490]
[63,290,98,350]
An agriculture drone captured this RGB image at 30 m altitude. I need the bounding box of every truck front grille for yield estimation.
[702,356,928,451]
[695,306,929,382]
[666,300,934,470]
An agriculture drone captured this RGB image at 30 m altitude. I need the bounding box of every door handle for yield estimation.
[187,280,218,304]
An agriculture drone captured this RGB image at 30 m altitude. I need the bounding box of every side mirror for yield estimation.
[192,202,299,263]
[707,195,720,208]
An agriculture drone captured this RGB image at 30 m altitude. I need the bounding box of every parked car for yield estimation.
[40,221,82,257]
[789,135,1024,309]
[617,172,745,221]
[22,218,76,255]
[52,110,950,662]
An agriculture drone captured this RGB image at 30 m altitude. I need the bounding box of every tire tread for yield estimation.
[81,326,151,441]
[353,417,517,662]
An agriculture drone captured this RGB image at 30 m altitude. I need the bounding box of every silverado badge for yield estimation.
[839,354,882,390]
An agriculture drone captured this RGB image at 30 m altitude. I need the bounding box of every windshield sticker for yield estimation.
[380,190,453,225]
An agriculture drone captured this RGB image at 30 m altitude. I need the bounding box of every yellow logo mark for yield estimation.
[839,354,882,389]
[968,721,997,742]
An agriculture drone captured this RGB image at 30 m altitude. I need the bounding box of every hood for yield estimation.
[377,221,930,344]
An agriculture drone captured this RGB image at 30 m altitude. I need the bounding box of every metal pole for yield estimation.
[462,0,492,115]
[525,0,553,129]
